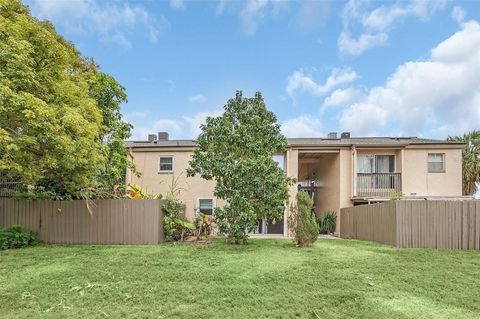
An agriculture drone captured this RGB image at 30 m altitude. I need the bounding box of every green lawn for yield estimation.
[1,239,479,319]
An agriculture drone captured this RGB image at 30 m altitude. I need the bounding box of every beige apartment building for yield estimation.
[126,132,464,236]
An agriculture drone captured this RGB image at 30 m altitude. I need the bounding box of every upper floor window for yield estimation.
[428,153,445,172]
[159,156,173,172]
[357,155,395,173]
[198,198,215,215]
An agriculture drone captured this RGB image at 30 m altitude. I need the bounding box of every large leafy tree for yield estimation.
[89,71,134,194]
[187,91,293,244]
[448,131,480,196]
[0,0,133,198]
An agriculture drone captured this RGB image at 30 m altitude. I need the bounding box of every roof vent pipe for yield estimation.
[327,132,338,139]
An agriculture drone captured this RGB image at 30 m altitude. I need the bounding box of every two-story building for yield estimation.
[126,132,464,236]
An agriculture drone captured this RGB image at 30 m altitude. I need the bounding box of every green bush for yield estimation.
[0,225,38,250]
[318,211,337,234]
[288,191,319,247]
[162,197,194,241]
[194,213,215,240]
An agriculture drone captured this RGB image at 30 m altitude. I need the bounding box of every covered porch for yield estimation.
[297,150,341,219]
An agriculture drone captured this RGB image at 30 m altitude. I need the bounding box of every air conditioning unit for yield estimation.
[148,134,157,142]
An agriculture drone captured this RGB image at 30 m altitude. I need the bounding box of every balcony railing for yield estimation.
[356,173,401,198]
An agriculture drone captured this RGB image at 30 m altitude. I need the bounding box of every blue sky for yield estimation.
[24,0,480,140]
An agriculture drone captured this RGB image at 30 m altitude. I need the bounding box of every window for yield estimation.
[158,156,173,172]
[428,153,445,172]
[198,198,214,215]
[357,155,395,173]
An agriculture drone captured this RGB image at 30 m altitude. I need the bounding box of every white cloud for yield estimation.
[133,111,222,140]
[281,116,322,138]
[339,0,446,55]
[339,20,480,137]
[338,32,388,56]
[240,0,269,36]
[188,94,207,103]
[340,103,387,136]
[170,0,186,10]
[111,32,131,48]
[133,119,182,140]
[30,0,164,47]
[363,1,445,31]
[286,68,358,97]
[183,111,222,138]
[323,87,361,109]
[452,6,466,24]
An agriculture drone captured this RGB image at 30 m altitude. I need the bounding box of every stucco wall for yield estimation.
[285,149,299,236]
[127,145,463,235]
[127,149,222,220]
[402,148,462,196]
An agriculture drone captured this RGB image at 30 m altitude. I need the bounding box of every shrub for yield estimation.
[389,190,403,200]
[318,211,337,234]
[126,184,162,199]
[162,197,192,241]
[194,213,215,240]
[288,191,319,247]
[0,225,38,250]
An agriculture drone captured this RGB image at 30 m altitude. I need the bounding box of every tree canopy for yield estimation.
[0,0,133,198]
[448,131,480,196]
[187,91,293,244]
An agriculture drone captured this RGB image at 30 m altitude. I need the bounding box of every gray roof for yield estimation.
[126,140,197,148]
[287,137,464,147]
[126,136,463,149]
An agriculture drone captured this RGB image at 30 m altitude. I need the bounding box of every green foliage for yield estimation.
[126,184,162,199]
[13,186,69,201]
[91,72,136,195]
[318,211,337,234]
[448,131,480,196]
[0,224,38,250]
[288,191,319,247]
[0,0,134,199]
[162,175,191,241]
[194,213,215,240]
[187,91,294,244]
[389,190,404,200]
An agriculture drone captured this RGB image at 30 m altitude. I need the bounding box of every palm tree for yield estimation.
[448,131,480,196]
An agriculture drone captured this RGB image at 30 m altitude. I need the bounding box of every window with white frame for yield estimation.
[158,156,173,172]
[428,153,445,172]
[198,198,215,215]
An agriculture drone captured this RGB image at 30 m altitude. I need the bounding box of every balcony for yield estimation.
[355,173,401,198]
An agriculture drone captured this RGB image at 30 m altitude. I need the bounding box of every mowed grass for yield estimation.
[1,239,479,319]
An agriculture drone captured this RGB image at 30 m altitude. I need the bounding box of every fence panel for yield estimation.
[342,200,480,249]
[0,198,164,244]
[340,201,397,246]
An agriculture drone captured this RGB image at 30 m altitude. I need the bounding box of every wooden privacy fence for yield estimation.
[0,199,164,244]
[341,200,480,249]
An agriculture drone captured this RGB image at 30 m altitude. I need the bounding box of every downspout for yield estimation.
[352,147,357,198]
